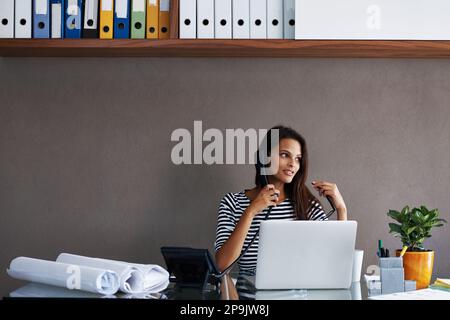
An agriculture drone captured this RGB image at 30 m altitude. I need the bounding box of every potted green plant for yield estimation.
[387,205,447,289]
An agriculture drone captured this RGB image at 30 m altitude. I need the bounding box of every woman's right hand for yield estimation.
[248,184,280,217]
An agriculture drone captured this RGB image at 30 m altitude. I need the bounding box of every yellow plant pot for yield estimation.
[396,250,434,289]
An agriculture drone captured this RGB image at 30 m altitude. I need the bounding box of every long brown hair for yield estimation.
[255,125,321,220]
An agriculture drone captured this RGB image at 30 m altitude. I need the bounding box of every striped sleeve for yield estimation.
[214,193,237,252]
[308,199,328,221]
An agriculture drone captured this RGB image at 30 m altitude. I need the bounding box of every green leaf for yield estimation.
[388,223,402,234]
[429,210,438,219]
[387,210,401,222]
[406,226,416,235]
[412,210,423,224]
[400,206,410,222]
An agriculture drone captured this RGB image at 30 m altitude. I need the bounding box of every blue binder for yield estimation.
[65,0,83,38]
[50,0,65,38]
[33,0,50,38]
[114,0,131,39]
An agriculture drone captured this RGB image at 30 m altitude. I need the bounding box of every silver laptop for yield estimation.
[255,220,357,290]
[295,0,450,40]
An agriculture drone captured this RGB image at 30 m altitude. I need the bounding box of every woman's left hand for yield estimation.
[311,180,347,211]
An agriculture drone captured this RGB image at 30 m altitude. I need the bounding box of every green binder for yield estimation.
[131,2,146,39]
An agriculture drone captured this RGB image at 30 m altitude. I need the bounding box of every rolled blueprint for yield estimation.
[127,262,170,293]
[7,257,119,295]
[57,253,147,293]
[56,253,169,293]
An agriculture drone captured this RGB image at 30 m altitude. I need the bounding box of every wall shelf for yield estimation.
[2,0,450,58]
[2,39,450,58]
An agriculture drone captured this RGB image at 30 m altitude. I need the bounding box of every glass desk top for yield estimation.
[8,273,368,300]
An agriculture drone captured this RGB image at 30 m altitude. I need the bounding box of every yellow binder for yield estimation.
[159,0,170,39]
[100,0,114,39]
[146,0,159,39]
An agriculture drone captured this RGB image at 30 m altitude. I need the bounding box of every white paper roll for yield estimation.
[7,257,119,295]
[56,253,146,294]
[128,263,170,293]
[57,253,169,293]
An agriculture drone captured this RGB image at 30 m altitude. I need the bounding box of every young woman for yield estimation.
[214,125,348,275]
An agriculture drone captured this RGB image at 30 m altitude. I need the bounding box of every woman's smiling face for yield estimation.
[271,138,302,184]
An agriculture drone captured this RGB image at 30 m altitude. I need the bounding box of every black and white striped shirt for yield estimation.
[214,191,327,273]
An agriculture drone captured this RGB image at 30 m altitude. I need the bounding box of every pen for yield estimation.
[378,240,383,257]
[400,245,408,257]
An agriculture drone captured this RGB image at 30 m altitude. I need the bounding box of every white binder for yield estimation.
[284,0,295,39]
[84,0,99,32]
[51,2,62,38]
[250,0,266,39]
[15,0,32,38]
[197,0,214,39]
[0,0,15,38]
[215,0,232,39]
[233,0,249,39]
[180,0,197,39]
[296,0,450,40]
[267,0,283,39]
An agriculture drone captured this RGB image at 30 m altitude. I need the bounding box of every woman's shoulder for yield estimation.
[309,197,323,207]
[220,190,251,208]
